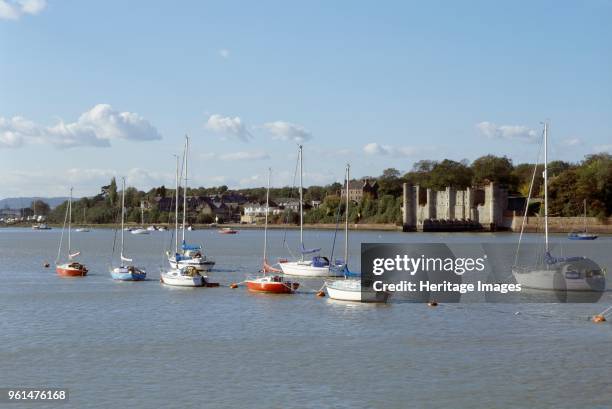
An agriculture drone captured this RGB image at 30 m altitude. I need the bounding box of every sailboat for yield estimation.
[245,168,299,293]
[75,208,90,232]
[325,165,388,302]
[31,201,51,230]
[131,202,150,235]
[167,135,215,272]
[56,188,88,277]
[568,200,598,240]
[512,122,605,291]
[279,145,342,278]
[110,177,146,281]
[161,151,205,287]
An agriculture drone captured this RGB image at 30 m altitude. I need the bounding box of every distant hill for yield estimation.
[0,197,74,209]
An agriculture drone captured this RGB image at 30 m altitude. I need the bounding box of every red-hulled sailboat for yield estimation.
[56,188,88,277]
[244,168,299,294]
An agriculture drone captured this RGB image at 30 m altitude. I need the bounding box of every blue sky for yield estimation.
[1,0,611,197]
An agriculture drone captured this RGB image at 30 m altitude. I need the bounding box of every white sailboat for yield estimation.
[167,135,215,272]
[279,145,342,277]
[511,122,605,292]
[110,177,146,281]
[75,208,90,232]
[325,164,387,302]
[161,151,206,287]
[325,164,361,300]
[131,202,150,235]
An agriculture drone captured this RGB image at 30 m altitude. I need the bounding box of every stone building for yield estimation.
[341,179,378,201]
[402,182,508,231]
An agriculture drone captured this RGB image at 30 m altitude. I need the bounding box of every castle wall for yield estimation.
[402,182,509,231]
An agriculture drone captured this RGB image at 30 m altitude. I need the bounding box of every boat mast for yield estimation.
[68,187,72,255]
[543,121,549,253]
[121,177,126,262]
[264,167,271,266]
[584,199,587,233]
[345,163,350,267]
[174,154,179,254]
[299,144,304,261]
[140,201,144,226]
[182,135,189,244]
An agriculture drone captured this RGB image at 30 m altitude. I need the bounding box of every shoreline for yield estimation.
[4,221,611,234]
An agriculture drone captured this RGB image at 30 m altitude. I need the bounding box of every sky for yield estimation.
[1,0,611,197]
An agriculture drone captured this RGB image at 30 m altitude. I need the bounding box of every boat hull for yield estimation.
[110,267,146,281]
[56,263,88,277]
[568,235,598,240]
[245,278,299,294]
[326,284,361,301]
[326,279,389,302]
[279,261,343,277]
[160,270,204,287]
[512,266,605,292]
[168,257,215,272]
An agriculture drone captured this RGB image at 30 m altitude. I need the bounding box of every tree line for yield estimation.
[40,152,612,225]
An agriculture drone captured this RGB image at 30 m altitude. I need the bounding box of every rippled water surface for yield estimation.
[1,228,611,409]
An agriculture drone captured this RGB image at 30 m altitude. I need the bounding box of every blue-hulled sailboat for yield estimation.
[166,135,215,272]
[568,200,598,240]
[110,177,146,281]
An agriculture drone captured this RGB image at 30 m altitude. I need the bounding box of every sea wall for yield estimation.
[509,216,612,233]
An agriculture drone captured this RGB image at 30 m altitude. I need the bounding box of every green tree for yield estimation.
[428,160,473,190]
[156,185,167,198]
[378,168,403,197]
[471,155,514,186]
[547,160,572,178]
[31,200,50,215]
[108,177,118,206]
[405,160,437,188]
[512,163,544,196]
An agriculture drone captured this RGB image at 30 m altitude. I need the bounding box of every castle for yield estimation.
[401,182,508,231]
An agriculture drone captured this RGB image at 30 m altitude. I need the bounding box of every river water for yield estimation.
[1,228,611,408]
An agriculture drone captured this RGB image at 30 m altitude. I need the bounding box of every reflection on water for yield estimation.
[0,228,611,408]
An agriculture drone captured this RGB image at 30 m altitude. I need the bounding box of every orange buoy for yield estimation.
[592,315,606,323]
[230,283,238,289]
[427,301,438,307]
[316,291,325,297]
[43,263,50,268]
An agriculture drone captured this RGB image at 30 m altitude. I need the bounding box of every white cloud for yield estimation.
[0,167,178,197]
[205,114,252,142]
[0,0,46,20]
[560,137,583,147]
[219,49,230,59]
[126,168,174,188]
[262,121,312,143]
[219,150,270,161]
[199,152,216,160]
[594,144,612,153]
[0,104,162,148]
[476,121,538,142]
[363,142,420,157]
